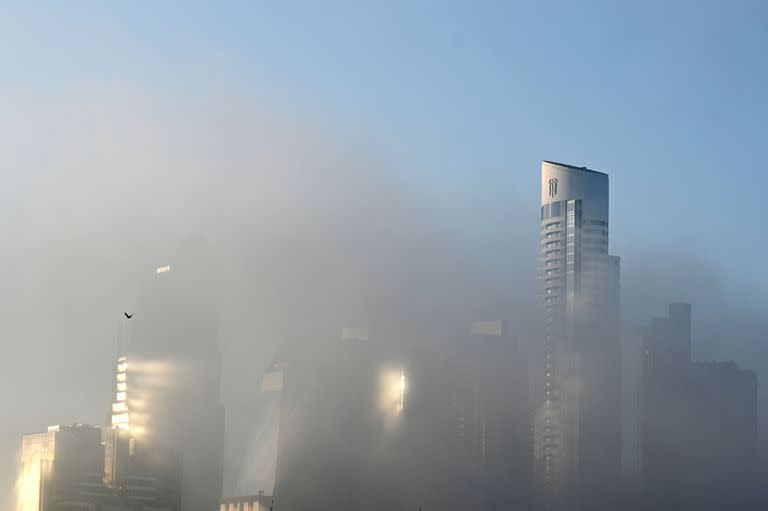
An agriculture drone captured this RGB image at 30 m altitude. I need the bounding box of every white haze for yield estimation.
[1,83,766,503]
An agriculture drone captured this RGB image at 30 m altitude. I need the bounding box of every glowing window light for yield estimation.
[112,402,127,413]
[116,373,126,383]
[116,392,126,402]
[117,362,127,373]
[117,382,126,392]
[112,413,129,429]
[156,265,171,274]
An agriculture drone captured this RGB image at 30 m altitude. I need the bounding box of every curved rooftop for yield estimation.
[543,160,607,176]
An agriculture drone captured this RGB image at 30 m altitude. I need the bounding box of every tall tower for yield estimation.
[122,244,225,511]
[103,316,182,509]
[535,161,621,497]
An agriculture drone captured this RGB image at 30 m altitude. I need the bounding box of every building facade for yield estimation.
[456,320,531,508]
[272,322,531,511]
[18,422,180,511]
[535,161,621,497]
[641,304,759,497]
[273,328,402,511]
[122,251,225,511]
[19,425,105,511]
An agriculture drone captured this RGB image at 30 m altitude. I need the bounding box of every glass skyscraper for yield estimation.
[535,161,621,498]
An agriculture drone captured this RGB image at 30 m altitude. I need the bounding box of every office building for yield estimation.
[384,321,530,510]
[640,304,693,492]
[687,362,758,487]
[273,327,399,511]
[641,304,758,496]
[273,321,530,511]
[18,421,180,511]
[457,320,531,508]
[18,424,106,511]
[102,426,181,509]
[534,161,621,495]
[123,249,225,511]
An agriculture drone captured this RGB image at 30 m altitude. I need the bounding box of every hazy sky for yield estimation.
[2,0,768,504]
[2,0,768,297]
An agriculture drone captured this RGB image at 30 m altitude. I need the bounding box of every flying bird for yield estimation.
[124,312,133,319]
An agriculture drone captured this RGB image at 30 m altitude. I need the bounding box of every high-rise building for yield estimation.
[120,250,225,511]
[457,320,531,508]
[19,421,180,511]
[273,322,530,511]
[641,304,758,497]
[273,327,401,511]
[534,161,621,496]
[640,303,692,492]
[18,424,106,511]
[387,321,530,510]
[103,342,181,510]
[102,427,181,509]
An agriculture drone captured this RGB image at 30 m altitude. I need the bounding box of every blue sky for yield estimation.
[2,0,767,294]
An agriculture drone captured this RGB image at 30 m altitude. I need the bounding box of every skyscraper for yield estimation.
[458,320,531,508]
[535,161,621,497]
[640,304,692,492]
[641,304,759,498]
[118,246,225,511]
[273,328,399,511]
[103,340,181,510]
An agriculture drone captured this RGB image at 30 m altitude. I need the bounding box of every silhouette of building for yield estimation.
[18,422,180,511]
[122,249,225,511]
[103,424,181,509]
[641,303,693,493]
[641,304,758,499]
[534,161,621,497]
[686,362,758,488]
[19,424,106,511]
[273,322,530,511]
[457,320,531,508]
[273,328,401,511]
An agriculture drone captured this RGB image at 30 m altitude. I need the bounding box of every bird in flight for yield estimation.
[124,312,133,319]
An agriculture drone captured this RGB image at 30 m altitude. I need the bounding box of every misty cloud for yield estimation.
[2,83,767,505]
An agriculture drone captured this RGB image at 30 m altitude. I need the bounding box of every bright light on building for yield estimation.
[156,265,171,274]
[399,370,406,412]
[112,413,129,430]
[378,367,407,429]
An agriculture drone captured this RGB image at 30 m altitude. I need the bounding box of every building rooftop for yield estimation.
[543,160,608,176]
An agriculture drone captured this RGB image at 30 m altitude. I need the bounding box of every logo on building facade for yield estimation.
[548,178,558,198]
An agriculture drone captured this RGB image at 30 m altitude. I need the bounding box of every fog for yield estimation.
[2,84,767,508]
